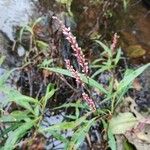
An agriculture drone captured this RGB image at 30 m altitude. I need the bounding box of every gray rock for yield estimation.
[17,45,25,57]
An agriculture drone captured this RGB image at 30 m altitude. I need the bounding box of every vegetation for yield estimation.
[0,1,150,149]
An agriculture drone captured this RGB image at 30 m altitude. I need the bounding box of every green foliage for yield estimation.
[108,128,117,150]
[117,64,150,93]
[0,55,6,66]
[3,120,36,150]
[122,0,130,11]
[40,40,149,149]
[39,111,95,150]
[0,70,56,149]
[0,33,149,150]
[19,17,43,43]
[90,41,150,112]
[40,67,107,94]
[19,17,49,64]
[91,40,122,78]
[67,118,95,149]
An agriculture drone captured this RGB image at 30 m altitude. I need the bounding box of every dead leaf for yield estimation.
[109,112,138,134]
[125,129,150,150]
[132,79,142,91]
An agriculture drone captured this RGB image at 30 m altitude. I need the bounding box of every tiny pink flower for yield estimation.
[111,33,119,52]
[65,59,84,86]
[82,92,96,111]
[53,16,96,111]
[52,16,89,74]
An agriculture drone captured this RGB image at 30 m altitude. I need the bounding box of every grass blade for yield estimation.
[41,67,107,94]
[3,120,36,150]
[117,63,150,93]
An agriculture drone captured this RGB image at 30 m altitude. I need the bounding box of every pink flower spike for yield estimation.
[53,16,89,74]
[65,59,84,86]
[82,92,96,111]
[111,33,119,51]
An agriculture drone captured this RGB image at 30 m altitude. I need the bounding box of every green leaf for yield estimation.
[36,40,49,50]
[117,63,150,93]
[34,105,40,117]
[91,66,109,78]
[0,123,22,139]
[19,25,33,43]
[53,101,86,110]
[109,112,138,134]
[25,26,33,35]
[0,86,39,113]
[95,40,111,56]
[40,59,53,67]
[108,128,116,150]
[122,0,129,11]
[0,111,31,123]
[0,55,6,66]
[32,17,43,29]
[0,70,13,87]
[91,58,104,65]
[19,25,26,43]
[67,118,95,150]
[3,120,36,150]
[114,48,121,65]
[2,87,39,104]
[39,112,91,133]
[41,67,107,94]
[41,84,56,110]
[44,84,56,102]
[123,140,135,150]
[49,131,69,144]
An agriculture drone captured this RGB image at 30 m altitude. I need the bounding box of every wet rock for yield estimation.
[17,45,25,57]
[0,31,21,68]
[141,66,150,92]
[0,0,36,40]
[135,66,150,109]
[142,0,150,8]
[126,45,146,58]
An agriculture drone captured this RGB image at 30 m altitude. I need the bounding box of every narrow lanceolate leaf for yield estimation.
[95,40,111,56]
[3,120,36,150]
[0,55,6,66]
[67,118,95,150]
[52,101,85,110]
[43,84,56,104]
[114,48,121,65]
[41,67,107,94]
[108,128,116,150]
[0,86,39,113]
[117,63,150,92]
[39,112,91,133]
[1,86,39,104]
[109,112,138,134]
[0,110,31,123]
[0,70,12,86]
[0,123,22,139]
